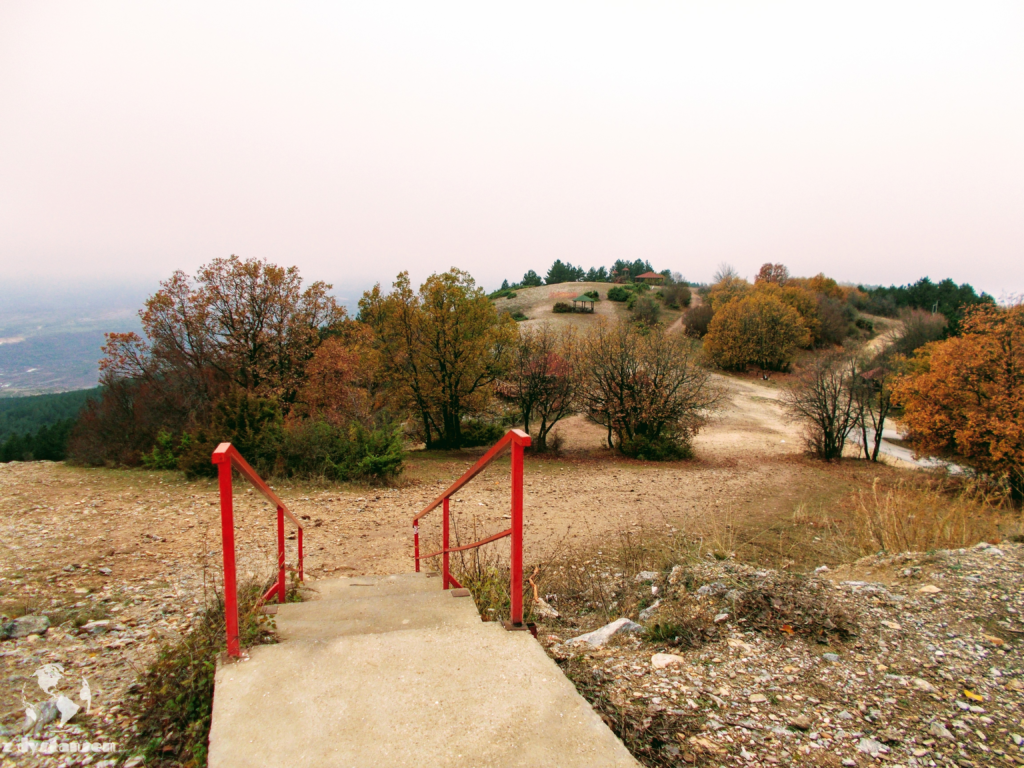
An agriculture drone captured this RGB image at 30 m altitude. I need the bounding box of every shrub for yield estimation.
[552,302,574,313]
[140,430,192,470]
[584,290,599,300]
[660,283,692,309]
[281,419,404,482]
[683,304,714,338]
[510,311,528,322]
[619,433,692,461]
[631,295,661,326]
[460,419,506,447]
[607,286,630,302]
[178,391,285,478]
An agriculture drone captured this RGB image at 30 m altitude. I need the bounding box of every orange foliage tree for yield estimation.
[894,303,1024,496]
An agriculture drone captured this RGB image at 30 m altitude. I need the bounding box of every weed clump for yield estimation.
[123,578,278,767]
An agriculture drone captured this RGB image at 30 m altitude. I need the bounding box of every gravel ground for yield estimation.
[542,542,1024,767]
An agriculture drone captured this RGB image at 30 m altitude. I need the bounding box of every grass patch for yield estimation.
[122,577,281,767]
[854,478,1017,554]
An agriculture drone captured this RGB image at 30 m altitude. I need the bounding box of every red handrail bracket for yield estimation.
[412,429,531,626]
[213,442,304,657]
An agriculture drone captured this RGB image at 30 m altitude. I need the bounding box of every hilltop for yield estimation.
[492,282,689,330]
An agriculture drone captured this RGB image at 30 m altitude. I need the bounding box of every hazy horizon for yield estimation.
[2,2,1023,299]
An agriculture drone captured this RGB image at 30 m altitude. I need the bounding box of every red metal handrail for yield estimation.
[212,442,304,657]
[413,428,531,626]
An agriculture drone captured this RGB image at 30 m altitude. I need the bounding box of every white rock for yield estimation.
[911,677,938,693]
[651,653,684,669]
[928,721,954,740]
[532,597,559,620]
[857,737,886,756]
[748,693,767,704]
[714,613,730,623]
[917,585,941,594]
[634,571,659,583]
[639,600,661,622]
[565,618,643,648]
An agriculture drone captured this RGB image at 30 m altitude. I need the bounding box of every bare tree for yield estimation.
[505,324,582,451]
[785,351,859,460]
[853,361,894,462]
[712,262,740,283]
[582,321,721,459]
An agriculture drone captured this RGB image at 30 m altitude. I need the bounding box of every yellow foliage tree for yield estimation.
[359,269,515,449]
[703,293,811,373]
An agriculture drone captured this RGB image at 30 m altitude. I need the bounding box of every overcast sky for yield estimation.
[2,2,1022,301]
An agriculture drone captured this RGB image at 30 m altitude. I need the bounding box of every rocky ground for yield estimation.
[539,541,1024,767]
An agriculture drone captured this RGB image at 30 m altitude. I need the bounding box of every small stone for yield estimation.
[639,600,662,622]
[81,620,112,634]
[823,653,840,662]
[713,613,729,623]
[748,693,767,704]
[565,618,642,648]
[918,585,941,594]
[842,759,857,767]
[1010,733,1023,746]
[838,710,854,720]
[814,565,829,573]
[912,677,938,693]
[928,721,954,740]
[858,737,885,756]
[789,715,812,731]
[651,653,685,669]
[696,582,727,597]
[98,567,112,575]
[878,728,902,743]
[881,620,902,630]
[0,615,50,640]
[634,571,659,583]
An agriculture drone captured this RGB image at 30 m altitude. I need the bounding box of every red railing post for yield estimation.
[442,497,451,590]
[297,527,304,582]
[218,461,241,657]
[510,436,524,625]
[277,506,286,604]
[414,522,420,572]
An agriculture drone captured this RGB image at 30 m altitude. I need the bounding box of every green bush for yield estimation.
[178,391,285,478]
[619,432,693,461]
[584,290,599,300]
[141,430,192,470]
[460,419,505,447]
[684,304,714,338]
[511,311,528,322]
[632,295,661,326]
[552,302,574,313]
[282,419,404,482]
[607,285,630,302]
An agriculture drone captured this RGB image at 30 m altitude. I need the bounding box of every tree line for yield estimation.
[494,258,673,294]
[60,257,721,480]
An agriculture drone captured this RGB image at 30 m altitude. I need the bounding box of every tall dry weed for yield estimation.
[854,478,1016,554]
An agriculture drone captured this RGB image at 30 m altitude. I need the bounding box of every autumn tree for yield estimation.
[359,269,515,449]
[582,321,720,459]
[755,262,790,286]
[705,274,752,311]
[785,351,860,460]
[893,303,1024,496]
[703,293,811,373]
[505,324,582,450]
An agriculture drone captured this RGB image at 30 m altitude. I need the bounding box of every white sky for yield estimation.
[1,2,1022,299]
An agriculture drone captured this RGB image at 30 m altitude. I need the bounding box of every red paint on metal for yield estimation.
[212,442,304,657]
[217,459,240,658]
[442,497,451,590]
[277,506,286,604]
[411,429,531,628]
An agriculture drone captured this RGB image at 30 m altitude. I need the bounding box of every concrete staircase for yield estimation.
[208,572,639,767]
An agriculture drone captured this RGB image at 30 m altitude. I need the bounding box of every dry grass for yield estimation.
[853,478,1018,555]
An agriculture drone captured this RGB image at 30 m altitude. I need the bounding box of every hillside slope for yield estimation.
[493,282,685,329]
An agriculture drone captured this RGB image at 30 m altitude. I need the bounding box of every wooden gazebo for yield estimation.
[571,294,597,313]
[636,271,665,285]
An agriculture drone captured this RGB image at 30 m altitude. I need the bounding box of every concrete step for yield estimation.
[303,571,442,602]
[208,622,639,768]
[274,589,484,641]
